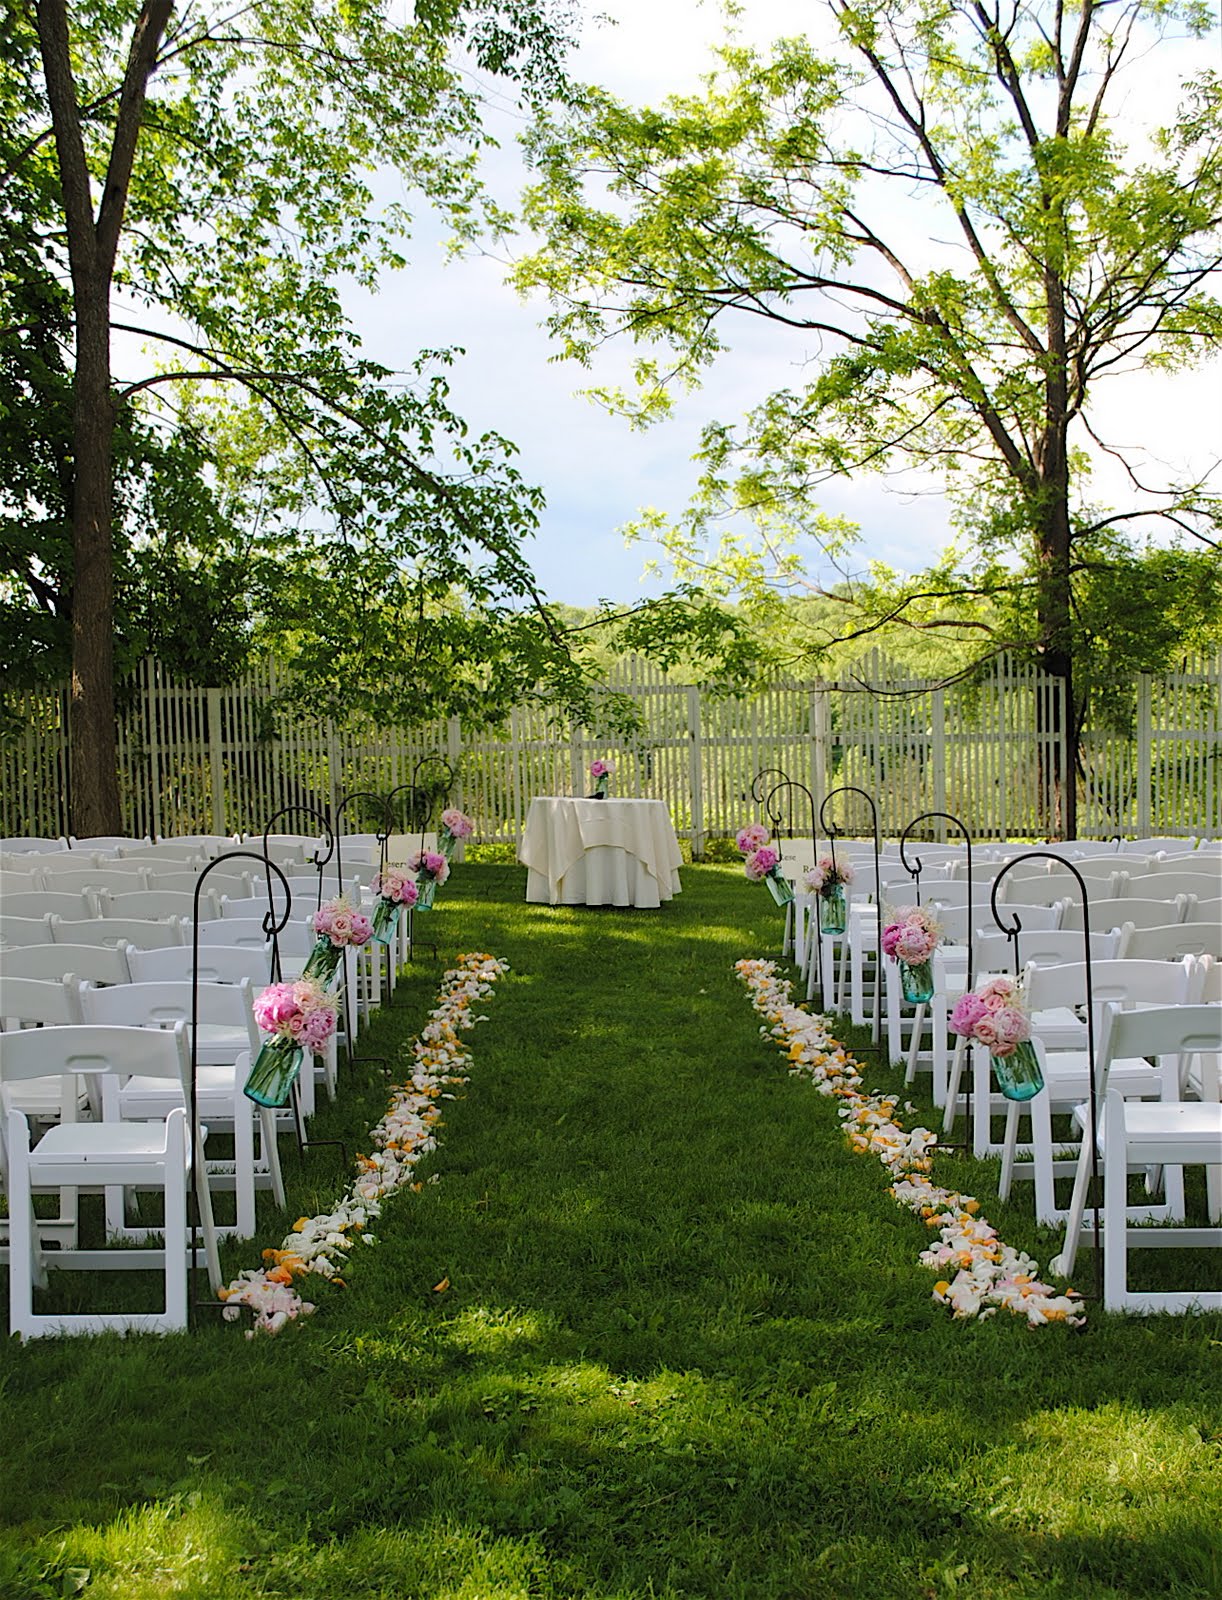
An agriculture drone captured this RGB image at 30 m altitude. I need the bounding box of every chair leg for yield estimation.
[999,1100,1020,1200]
[260,1107,287,1209]
[1050,1134,1094,1279]
[1102,1092,1129,1312]
[943,1037,967,1133]
[233,1094,256,1240]
[7,1117,37,1339]
[163,1110,189,1330]
[905,1002,927,1083]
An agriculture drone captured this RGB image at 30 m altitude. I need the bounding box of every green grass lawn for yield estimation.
[2,864,1220,1599]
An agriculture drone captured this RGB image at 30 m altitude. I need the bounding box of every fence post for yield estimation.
[811,687,829,827]
[687,685,705,857]
[1136,674,1152,839]
[932,687,947,834]
[206,688,226,836]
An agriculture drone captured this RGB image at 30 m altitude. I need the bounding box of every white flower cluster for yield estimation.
[219,952,509,1336]
[735,958,1085,1329]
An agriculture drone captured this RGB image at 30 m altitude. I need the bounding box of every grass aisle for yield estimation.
[2,865,1221,1599]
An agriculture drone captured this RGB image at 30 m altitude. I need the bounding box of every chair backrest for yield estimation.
[0,1021,190,1091]
[1185,897,1222,931]
[987,900,1066,932]
[2,890,94,921]
[52,915,184,950]
[138,868,252,899]
[1120,870,1220,902]
[925,879,1008,909]
[1098,1003,1222,1094]
[0,973,83,1027]
[97,888,218,921]
[946,860,1011,882]
[194,917,270,952]
[1045,859,1126,892]
[1125,837,1197,853]
[69,834,151,853]
[125,942,271,986]
[19,866,153,897]
[1063,896,1187,931]
[1119,922,1220,962]
[28,850,105,874]
[2,836,68,853]
[975,926,1120,975]
[1196,956,1221,1004]
[0,942,132,985]
[115,843,206,864]
[1023,956,1194,1015]
[0,868,44,896]
[0,914,55,947]
[78,977,258,1050]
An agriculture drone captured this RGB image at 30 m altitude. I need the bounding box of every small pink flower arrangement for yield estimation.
[408,849,450,883]
[312,896,373,948]
[950,976,1031,1057]
[589,758,613,779]
[744,845,781,882]
[440,807,474,840]
[803,856,854,896]
[253,977,336,1055]
[371,865,420,907]
[881,905,940,964]
[736,823,770,855]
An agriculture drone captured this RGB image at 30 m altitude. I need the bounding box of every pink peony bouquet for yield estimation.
[804,856,854,896]
[408,849,450,884]
[744,845,781,882]
[312,896,373,948]
[440,807,474,840]
[736,822,771,855]
[881,905,940,964]
[371,864,420,907]
[589,758,613,779]
[950,976,1031,1057]
[253,977,337,1055]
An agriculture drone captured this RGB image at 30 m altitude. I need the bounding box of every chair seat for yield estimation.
[30,1117,190,1168]
[1075,1099,1222,1166]
[120,1062,237,1109]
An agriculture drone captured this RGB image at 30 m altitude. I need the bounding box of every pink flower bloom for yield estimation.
[349,913,372,945]
[253,983,299,1034]
[897,925,936,963]
[441,808,474,838]
[881,923,903,958]
[736,823,770,855]
[745,846,781,882]
[302,1008,336,1050]
[589,758,613,778]
[992,1005,1030,1047]
[313,905,336,935]
[950,992,988,1036]
[973,1015,1002,1050]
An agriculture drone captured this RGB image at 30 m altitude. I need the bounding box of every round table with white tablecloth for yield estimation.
[518,797,683,908]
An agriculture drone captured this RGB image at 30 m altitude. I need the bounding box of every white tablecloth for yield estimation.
[518,798,683,908]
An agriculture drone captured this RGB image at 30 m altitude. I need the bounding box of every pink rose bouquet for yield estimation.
[744,844,795,908]
[736,822,771,855]
[407,849,450,883]
[440,807,474,839]
[304,895,373,983]
[589,758,613,779]
[370,863,419,945]
[950,975,1031,1057]
[881,905,940,965]
[803,856,854,897]
[252,977,336,1054]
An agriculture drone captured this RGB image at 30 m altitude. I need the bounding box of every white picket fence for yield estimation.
[3,650,1219,847]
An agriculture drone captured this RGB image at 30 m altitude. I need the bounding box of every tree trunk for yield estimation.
[68,283,121,836]
[1034,466,1077,841]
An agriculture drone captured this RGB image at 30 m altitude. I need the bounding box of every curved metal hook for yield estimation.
[261,802,334,872]
[751,766,791,806]
[817,784,882,1045]
[332,788,395,893]
[988,848,1100,1295]
[900,810,976,988]
[410,752,455,797]
[763,779,818,843]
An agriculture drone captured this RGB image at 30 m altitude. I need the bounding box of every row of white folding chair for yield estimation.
[1,969,284,1251]
[996,957,1204,1227]
[1118,869,1221,901]
[0,888,221,924]
[1,1021,220,1336]
[1047,1000,1222,1314]
[1,836,68,854]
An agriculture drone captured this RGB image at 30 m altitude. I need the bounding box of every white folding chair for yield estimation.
[22,867,153,897]
[3,836,68,853]
[51,915,185,951]
[0,975,86,1246]
[1049,1004,1222,1313]
[1,1022,220,1336]
[1065,896,1190,931]
[1120,870,1221,903]
[125,943,272,986]
[4,890,95,922]
[76,978,283,1241]
[0,914,55,947]
[998,957,1197,1224]
[1,943,131,986]
[98,888,218,922]
[1119,922,1220,962]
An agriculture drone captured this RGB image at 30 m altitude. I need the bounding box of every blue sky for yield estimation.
[349,0,1221,608]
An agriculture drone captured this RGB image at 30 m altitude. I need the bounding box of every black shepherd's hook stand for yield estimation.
[763,778,820,986]
[259,804,346,1168]
[899,810,976,1150]
[819,786,882,1047]
[990,852,1102,1304]
[751,766,791,835]
[332,789,395,1073]
[260,803,336,951]
[187,850,292,1327]
[384,781,441,965]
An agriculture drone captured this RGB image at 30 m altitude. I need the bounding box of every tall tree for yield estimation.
[2,0,579,833]
[516,0,1222,833]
